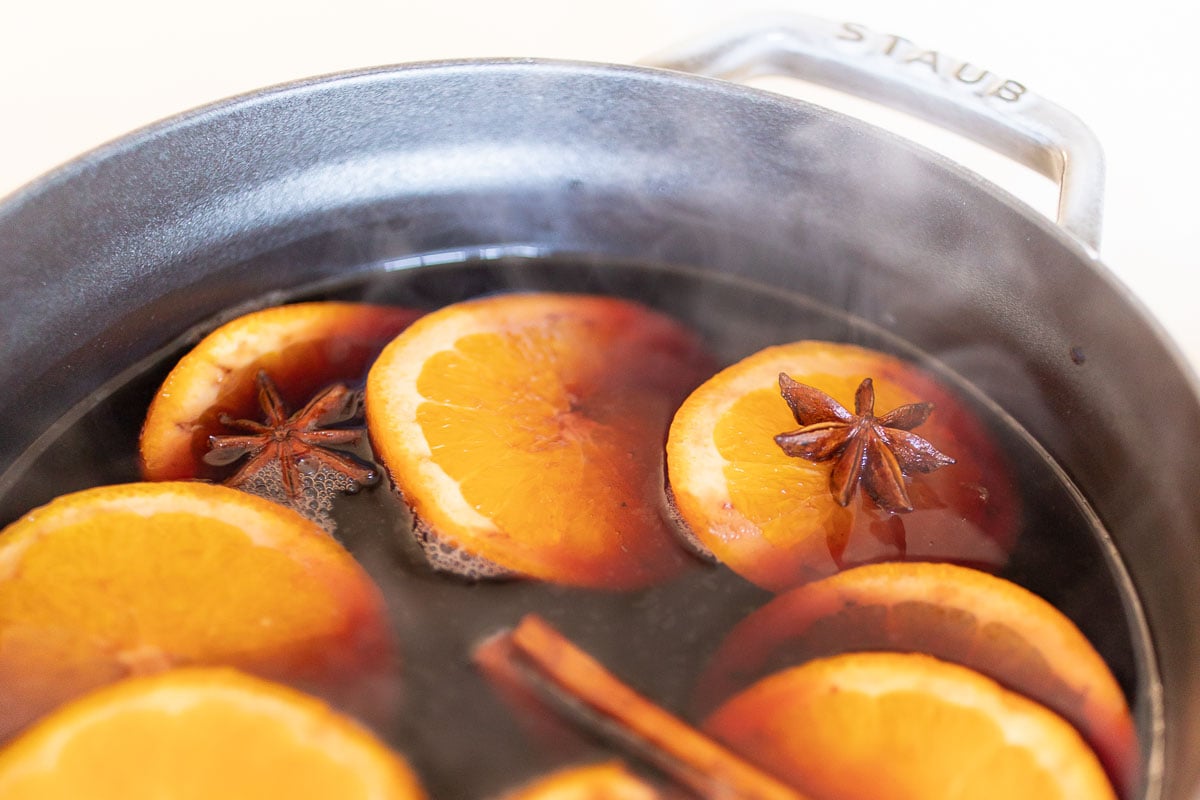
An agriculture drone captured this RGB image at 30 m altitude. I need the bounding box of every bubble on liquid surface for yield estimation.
[232,459,361,533]
[414,516,517,581]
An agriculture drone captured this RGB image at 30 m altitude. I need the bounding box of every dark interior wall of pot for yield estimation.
[0,60,1197,797]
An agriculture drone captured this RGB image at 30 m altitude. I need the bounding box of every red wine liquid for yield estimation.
[0,255,1157,798]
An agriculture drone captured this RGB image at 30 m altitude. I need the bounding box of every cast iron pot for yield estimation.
[0,16,1196,799]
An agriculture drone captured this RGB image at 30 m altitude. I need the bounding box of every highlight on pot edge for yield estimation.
[0,14,1169,800]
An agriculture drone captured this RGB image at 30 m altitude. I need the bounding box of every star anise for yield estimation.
[773,373,955,513]
[205,370,377,499]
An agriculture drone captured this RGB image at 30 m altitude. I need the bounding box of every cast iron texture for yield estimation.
[0,59,1197,797]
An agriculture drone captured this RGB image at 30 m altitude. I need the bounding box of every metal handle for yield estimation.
[641,16,1106,252]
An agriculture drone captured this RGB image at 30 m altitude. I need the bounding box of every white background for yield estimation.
[2,1,1197,375]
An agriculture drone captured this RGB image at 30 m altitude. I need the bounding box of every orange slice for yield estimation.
[704,652,1118,800]
[666,341,1018,591]
[0,667,425,799]
[366,292,714,589]
[693,561,1136,794]
[500,762,661,799]
[0,481,394,741]
[140,301,422,482]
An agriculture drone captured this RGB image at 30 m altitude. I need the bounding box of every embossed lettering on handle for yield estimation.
[642,16,1105,252]
[836,22,1028,103]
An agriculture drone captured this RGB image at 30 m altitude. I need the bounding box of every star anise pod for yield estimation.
[773,373,955,512]
[205,370,377,499]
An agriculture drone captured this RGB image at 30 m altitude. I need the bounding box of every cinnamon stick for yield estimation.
[473,614,808,800]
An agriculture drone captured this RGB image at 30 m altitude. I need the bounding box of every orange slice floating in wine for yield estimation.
[0,667,426,800]
[500,762,661,800]
[0,481,394,741]
[704,652,1118,800]
[666,341,1018,591]
[140,301,422,482]
[366,293,714,589]
[692,561,1137,795]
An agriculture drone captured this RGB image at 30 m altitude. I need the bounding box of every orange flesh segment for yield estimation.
[704,652,1118,800]
[0,667,425,800]
[367,293,712,588]
[694,561,1137,795]
[501,762,662,800]
[713,385,842,549]
[140,302,421,481]
[666,341,1018,591]
[0,482,392,741]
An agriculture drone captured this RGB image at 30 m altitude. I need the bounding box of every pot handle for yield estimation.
[642,16,1105,252]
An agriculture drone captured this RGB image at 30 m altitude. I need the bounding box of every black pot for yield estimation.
[0,19,1196,800]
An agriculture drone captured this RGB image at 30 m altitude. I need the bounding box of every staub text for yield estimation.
[838,22,1027,102]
